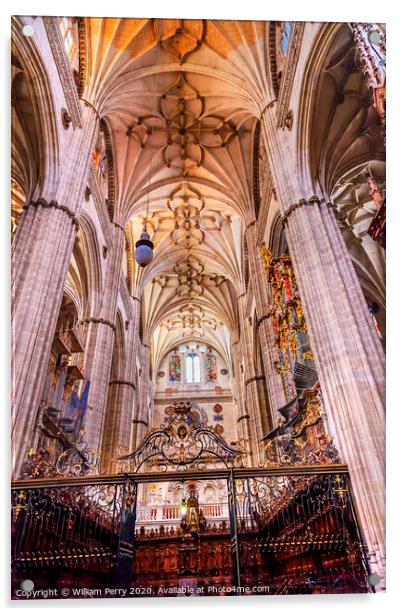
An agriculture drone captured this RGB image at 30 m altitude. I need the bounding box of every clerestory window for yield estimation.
[186,352,200,383]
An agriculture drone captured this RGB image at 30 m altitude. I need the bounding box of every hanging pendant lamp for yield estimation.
[135,138,154,267]
[134,229,154,267]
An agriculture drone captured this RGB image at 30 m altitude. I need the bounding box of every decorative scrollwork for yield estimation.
[20,429,100,479]
[55,429,100,476]
[116,400,245,472]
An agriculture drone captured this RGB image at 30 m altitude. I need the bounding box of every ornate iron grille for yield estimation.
[11,465,374,598]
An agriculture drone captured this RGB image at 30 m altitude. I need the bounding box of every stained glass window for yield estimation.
[59,18,78,65]
[92,127,108,199]
[280,22,292,55]
[186,353,200,383]
[205,351,217,382]
[168,354,181,382]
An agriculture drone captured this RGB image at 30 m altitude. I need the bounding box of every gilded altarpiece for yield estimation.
[260,247,339,466]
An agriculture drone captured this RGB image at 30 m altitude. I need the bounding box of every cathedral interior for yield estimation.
[11,16,386,598]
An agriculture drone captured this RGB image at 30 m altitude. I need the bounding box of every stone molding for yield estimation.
[245,219,256,230]
[132,419,149,427]
[237,414,250,423]
[87,164,114,248]
[252,120,261,218]
[114,222,125,233]
[76,17,87,99]
[24,198,79,229]
[257,170,274,244]
[327,201,348,222]
[109,379,136,390]
[257,314,272,327]
[83,316,116,331]
[276,22,305,128]
[119,277,133,320]
[154,395,233,405]
[281,195,324,225]
[43,17,82,129]
[245,375,266,387]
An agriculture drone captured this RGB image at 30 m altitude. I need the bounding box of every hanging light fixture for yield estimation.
[135,80,155,267]
[134,229,154,267]
[135,155,154,267]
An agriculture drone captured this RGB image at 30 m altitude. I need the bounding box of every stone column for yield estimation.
[81,225,126,456]
[237,296,265,466]
[261,112,386,583]
[245,222,287,423]
[11,106,98,477]
[132,341,151,447]
[101,298,141,473]
[230,339,249,455]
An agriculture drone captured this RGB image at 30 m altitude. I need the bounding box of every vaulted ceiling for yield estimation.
[82,18,274,369]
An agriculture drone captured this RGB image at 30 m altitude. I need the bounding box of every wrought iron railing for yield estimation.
[11,465,374,598]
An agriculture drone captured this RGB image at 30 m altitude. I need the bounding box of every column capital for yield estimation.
[82,316,116,331]
[257,313,272,327]
[326,201,348,223]
[237,414,250,423]
[281,195,325,225]
[24,198,80,230]
[113,221,126,233]
[245,375,266,387]
[109,379,136,390]
[245,219,257,231]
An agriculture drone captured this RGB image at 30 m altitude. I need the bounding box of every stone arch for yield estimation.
[99,118,117,221]
[296,24,385,341]
[56,290,80,329]
[297,22,384,197]
[100,309,128,472]
[268,213,288,258]
[11,17,60,200]
[62,227,96,324]
[77,213,104,317]
[111,310,126,380]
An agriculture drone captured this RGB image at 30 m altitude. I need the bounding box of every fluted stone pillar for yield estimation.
[230,339,249,457]
[132,342,151,447]
[81,226,126,456]
[11,106,98,477]
[237,296,265,466]
[101,299,140,473]
[261,112,386,583]
[245,222,287,423]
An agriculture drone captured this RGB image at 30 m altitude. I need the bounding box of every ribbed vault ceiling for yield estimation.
[84,18,273,370]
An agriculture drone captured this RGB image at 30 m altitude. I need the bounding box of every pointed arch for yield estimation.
[11,17,60,198]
